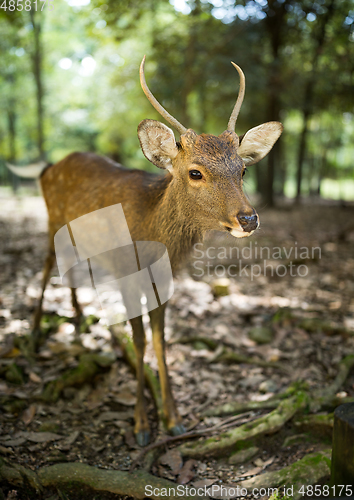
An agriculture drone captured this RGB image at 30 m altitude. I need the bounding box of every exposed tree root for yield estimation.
[202,354,354,421]
[201,383,307,417]
[41,352,116,403]
[311,354,354,411]
[293,413,334,440]
[202,398,280,418]
[0,459,207,500]
[210,348,287,371]
[172,335,219,350]
[237,449,331,500]
[11,331,351,499]
[130,412,255,472]
[0,458,43,494]
[178,390,309,458]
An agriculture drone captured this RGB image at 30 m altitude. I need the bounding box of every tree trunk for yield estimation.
[263,0,287,207]
[331,403,354,486]
[296,109,310,200]
[264,64,282,207]
[276,137,286,197]
[255,163,264,197]
[30,8,45,161]
[180,3,201,128]
[317,152,327,197]
[7,98,20,192]
[295,0,335,203]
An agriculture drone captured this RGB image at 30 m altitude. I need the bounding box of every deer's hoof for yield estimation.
[169,424,186,436]
[135,430,150,447]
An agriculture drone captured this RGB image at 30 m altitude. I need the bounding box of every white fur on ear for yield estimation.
[138,119,178,171]
[238,121,283,166]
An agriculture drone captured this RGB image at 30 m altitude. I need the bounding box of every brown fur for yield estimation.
[35,112,282,445]
[41,130,252,269]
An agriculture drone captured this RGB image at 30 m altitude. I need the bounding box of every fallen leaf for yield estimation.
[58,431,80,451]
[65,430,80,445]
[47,342,69,355]
[177,459,197,484]
[29,372,42,383]
[21,404,36,425]
[0,438,27,447]
[254,456,275,468]
[0,444,15,454]
[98,411,133,422]
[236,466,262,478]
[11,391,28,399]
[2,347,21,358]
[18,431,64,443]
[0,382,9,394]
[159,448,183,475]
[124,429,138,448]
[114,391,137,406]
[193,478,217,488]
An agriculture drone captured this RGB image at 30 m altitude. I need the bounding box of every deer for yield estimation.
[8,56,283,446]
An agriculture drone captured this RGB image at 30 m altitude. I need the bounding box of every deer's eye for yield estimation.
[189,169,203,180]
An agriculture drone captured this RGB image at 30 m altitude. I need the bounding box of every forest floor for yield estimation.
[1,192,354,500]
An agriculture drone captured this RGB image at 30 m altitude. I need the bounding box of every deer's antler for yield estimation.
[140,56,187,135]
[227,62,245,133]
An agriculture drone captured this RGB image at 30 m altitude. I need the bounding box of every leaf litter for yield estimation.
[1,195,354,498]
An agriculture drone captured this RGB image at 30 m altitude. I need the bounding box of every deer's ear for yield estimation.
[238,122,283,166]
[138,119,178,171]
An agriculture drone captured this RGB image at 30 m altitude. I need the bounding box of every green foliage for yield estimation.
[0,0,353,198]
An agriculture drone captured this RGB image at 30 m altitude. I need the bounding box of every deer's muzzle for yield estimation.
[237,212,258,233]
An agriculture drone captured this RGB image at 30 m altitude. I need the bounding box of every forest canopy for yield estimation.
[0,0,353,204]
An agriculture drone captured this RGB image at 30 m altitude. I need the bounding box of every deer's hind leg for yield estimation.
[32,244,55,347]
[71,288,84,335]
[71,288,83,319]
[149,304,185,436]
[130,315,150,446]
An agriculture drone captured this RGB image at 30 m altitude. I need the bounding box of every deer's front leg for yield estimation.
[130,315,150,446]
[149,304,185,435]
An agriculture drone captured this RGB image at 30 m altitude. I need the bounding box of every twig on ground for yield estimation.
[129,412,256,472]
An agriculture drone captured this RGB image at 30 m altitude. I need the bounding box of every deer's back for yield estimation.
[41,152,168,242]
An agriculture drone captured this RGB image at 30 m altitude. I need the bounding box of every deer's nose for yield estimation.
[237,212,258,232]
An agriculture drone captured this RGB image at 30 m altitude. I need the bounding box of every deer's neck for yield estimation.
[146,174,202,272]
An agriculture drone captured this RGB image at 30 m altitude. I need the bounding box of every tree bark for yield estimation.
[263,0,287,207]
[7,109,20,193]
[179,2,201,128]
[295,0,335,202]
[6,75,20,192]
[296,108,311,200]
[29,8,45,161]
[330,403,354,486]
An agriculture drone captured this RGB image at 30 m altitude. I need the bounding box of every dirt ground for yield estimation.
[1,191,354,499]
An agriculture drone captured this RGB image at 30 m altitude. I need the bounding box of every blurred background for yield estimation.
[0,0,353,205]
[1,2,354,482]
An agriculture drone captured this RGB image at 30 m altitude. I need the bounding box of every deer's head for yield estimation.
[138,57,283,238]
